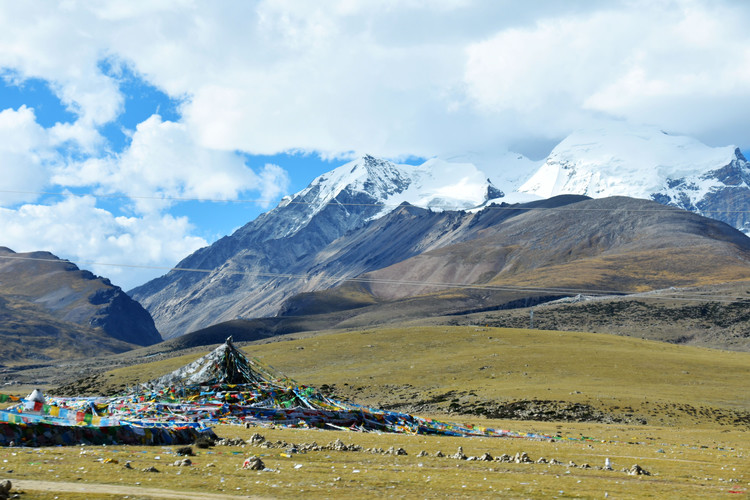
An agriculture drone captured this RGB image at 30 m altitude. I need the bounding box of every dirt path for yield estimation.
[10,479,268,499]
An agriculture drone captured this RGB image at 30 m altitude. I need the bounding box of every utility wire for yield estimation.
[0,253,747,305]
[2,189,749,214]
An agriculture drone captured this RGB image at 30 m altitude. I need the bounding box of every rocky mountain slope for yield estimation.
[280,196,750,317]
[0,247,161,362]
[129,155,509,337]
[131,126,750,339]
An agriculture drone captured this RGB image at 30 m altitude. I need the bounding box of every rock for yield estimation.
[249,433,266,445]
[549,458,562,465]
[417,450,428,457]
[385,446,407,456]
[478,453,493,461]
[141,466,159,472]
[331,439,348,451]
[434,451,444,457]
[495,454,512,463]
[568,461,577,468]
[514,452,532,464]
[579,463,591,469]
[627,464,650,476]
[604,458,613,470]
[451,447,467,460]
[174,458,192,467]
[243,456,265,470]
[124,462,133,469]
[536,457,547,464]
[0,480,11,498]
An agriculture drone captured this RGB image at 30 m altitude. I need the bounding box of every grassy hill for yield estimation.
[57,325,750,429]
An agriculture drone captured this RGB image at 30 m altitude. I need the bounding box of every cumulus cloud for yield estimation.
[53,114,289,213]
[0,196,207,290]
[4,0,749,158]
[464,1,750,147]
[0,106,56,205]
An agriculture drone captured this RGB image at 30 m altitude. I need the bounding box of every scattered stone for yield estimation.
[243,456,265,470]
[568,461,577,468]
[417,450,428,457]
[249,433,266,445]
[434,451,444,458]
[536,457,547,464]
[299,442,319,452]
[579,463,591,469]
[142,466,159,473]
[0,479,11,500]
[514,452,532,464]
[549,459,562,465]
[331,439,348,451]
[385,446,407,456]
[371,447,384,454]
[451,447,467,460]
[495,454,512,463]
[477,453,493,461]
[627,464,650,476]
[216,437,246,446]
[176,446,194,456]
[174,458,192,467]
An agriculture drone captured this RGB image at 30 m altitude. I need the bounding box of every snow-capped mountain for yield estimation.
[277,154,505,235]
[130,154,507,337]
[130,125,750,338]
[518,124,750,232]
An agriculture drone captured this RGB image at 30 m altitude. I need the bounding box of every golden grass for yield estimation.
[9,325,747,498]
[1,422,747,499]
[73,326,749,428]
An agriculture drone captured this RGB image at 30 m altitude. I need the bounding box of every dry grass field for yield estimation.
[2,326,748,498]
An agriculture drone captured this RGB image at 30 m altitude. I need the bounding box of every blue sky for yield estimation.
[0,1,749,290]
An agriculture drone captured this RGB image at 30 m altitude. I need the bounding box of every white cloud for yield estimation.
[4,0,749,158]
[0,106,55,205]
[0,195,207,290]
[464,1,750,147]
[53,114,285,214]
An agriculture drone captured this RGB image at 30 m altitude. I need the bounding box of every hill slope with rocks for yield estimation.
[0,247,161,363]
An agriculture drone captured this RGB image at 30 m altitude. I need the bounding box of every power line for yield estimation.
[0,253,747,305]
[3,188,750,214]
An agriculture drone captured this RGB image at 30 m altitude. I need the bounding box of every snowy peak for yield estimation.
[519,124,739,199]
[299,154,413,210]
[276,154,505,236]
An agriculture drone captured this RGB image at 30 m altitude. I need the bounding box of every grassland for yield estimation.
[2,326,749,498]
[0,419,747,499]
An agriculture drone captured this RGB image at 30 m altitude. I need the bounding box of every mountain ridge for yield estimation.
[0,247,161,363]
[130,125,750,338]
